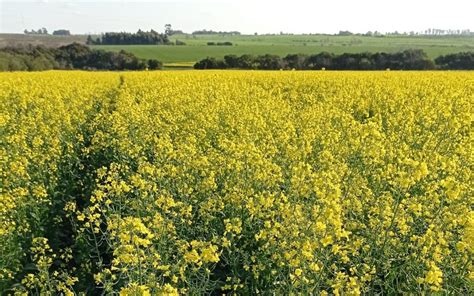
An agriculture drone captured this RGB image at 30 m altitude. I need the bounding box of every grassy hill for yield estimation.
[94,34,474,68]
[2,33,473,69]
[0,33,88,48]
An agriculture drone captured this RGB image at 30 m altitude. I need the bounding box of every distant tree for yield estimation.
[335,53,360,69]
[148,59,162,70]
[168,29,184,35]
[283,54,307,70]
[257,54,283,70]
[24,28,49,35]
[191,50,453,71]
[435,52,474,69]
[98,30,169,45]
[165,24,172,35]
[53,30,71,36]
[207,42,232,46]
[237,54,258,69]
[305,52,334,69]
[193,57,225,69]
[193,29,241,35]
[86,35,95,45]
[56,43,92,69]
[224,55,239,68]
[373,31,383,37]
[398,49,434,70]
[338,30,353,36]
[0,43,162,71]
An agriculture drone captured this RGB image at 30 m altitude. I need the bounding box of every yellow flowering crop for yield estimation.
[0,70,473,294]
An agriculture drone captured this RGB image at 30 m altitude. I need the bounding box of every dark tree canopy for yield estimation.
[435,52,474,70]
[207,41,233,46]
[53,30,71,36]
[193,29,241,35]
[90,30,170,45]
[0,43,162,71]
[24,28,48,35]
[194,50,443,70]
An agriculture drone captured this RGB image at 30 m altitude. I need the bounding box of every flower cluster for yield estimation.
[1,71,472,294]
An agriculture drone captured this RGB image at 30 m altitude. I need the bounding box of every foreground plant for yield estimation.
[1,71,473,294]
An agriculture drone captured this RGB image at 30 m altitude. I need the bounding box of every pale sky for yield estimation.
[1,0,473,34]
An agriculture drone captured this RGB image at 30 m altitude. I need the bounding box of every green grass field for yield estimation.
[93,34,474,67]
[1,33,473,68]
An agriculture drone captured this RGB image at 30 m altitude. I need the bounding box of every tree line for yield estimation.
[0,43,162,71]
[24,28,71,36]
[207,42,233,46]
[194,50,474,70]
[192,29,241,35]
[87,30,170,45]
[340,29,473,37]
[434,52,474,70]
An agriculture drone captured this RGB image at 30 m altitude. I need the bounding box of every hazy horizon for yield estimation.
[1,0,473,35]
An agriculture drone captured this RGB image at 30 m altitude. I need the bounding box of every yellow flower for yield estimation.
[184,250,200,264]
[295,268,303,276]
[201,245,219,263]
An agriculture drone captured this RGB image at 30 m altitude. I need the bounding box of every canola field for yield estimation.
[1,71,473,295]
